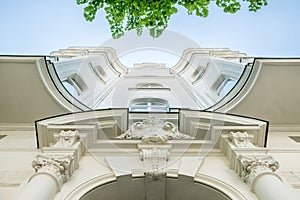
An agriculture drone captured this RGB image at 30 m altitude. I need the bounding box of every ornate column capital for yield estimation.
[30,154,74,191]
[237,155,281,190]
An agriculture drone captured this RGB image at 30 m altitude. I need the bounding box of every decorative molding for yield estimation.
[117,117,194,143]
[30,154,74,191]
[236,155,280,189]
[53,130,80,147]
[228,131,254,148]
[140,148,169,181]
[0,123,35,131]
[36,108,128,148]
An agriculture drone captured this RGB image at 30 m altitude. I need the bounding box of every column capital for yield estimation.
[237,155,281,189]
[30,154,74,191]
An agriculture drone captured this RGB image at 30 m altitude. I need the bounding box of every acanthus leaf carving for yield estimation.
[237,155,280,187]
[117,116,194,143]
[31,154,74,186]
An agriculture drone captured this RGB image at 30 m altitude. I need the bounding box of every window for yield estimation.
[62,80,80,97]
[191,62,209,84]
[212,74,237,98]
[89,61,107,84]
[129,98,169,112]
[62,74,87,97]
[136,83,163,88]
[218,78,237,98]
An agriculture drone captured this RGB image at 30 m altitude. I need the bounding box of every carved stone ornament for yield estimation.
[31,154,73,185]
[228,131,254,148]
[140,148,168,181]
[237,155,280,186]
[117,116,194,143]
[53,130,80,147]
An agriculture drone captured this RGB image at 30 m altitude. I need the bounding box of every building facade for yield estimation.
[0,47,300,200]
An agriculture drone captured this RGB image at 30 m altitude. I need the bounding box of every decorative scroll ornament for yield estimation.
[117,117,194,143]
[31,154,74,186]
[53,130,80,147]
[228,131,254,148]
[140,148,168,181]
[237,155,280,187]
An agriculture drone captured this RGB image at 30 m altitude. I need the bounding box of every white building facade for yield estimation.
[0,47,300,200]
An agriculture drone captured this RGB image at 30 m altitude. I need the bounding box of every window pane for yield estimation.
[62,80,79,97]
[218,79,237,98]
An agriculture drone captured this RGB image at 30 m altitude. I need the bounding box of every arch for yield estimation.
[65,174,246,200]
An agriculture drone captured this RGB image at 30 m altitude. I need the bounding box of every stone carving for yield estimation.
[53,130,80,147]
[228,131,254,147]
[31,154,73,185]
[238,155,280,186]
[140,148,168,181]
[117,117,194,143]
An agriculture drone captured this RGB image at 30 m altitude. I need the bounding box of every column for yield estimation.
[16,154,73,200]
[15,130,80,200]
[238,155,299,200]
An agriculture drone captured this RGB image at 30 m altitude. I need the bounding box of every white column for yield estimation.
[253,172,299,200]
[16,173,57,200]
[238,155,299,200]
[15,154,73,200]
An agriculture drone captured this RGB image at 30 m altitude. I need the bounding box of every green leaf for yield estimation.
[77,0,268,38]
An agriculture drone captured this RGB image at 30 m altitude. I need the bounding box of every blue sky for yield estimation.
[1,0,300,57]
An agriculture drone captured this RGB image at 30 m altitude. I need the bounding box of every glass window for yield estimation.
[129,98,169,112]
[136,83,163,88]
[62,74,87,97]
[62,80,79,97]
[218,79,237,98]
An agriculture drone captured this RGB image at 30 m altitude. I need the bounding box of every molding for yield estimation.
[228,131,255,148]
[140,148,168,180]
[64,173,116,200]
[0,123,35,131]
[194,173,247,200]
[35,108,128,148]
[269,125,300,132]
[117,116,194,143]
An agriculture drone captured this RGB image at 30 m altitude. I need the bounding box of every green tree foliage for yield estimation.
[76,0,267,39]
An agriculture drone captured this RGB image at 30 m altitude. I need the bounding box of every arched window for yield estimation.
[62,80,79,97]
[136,83,164,88]
[89,61,107,84]
[218,78,237,98]
[62,74,87,97]
[129,98,169,112]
